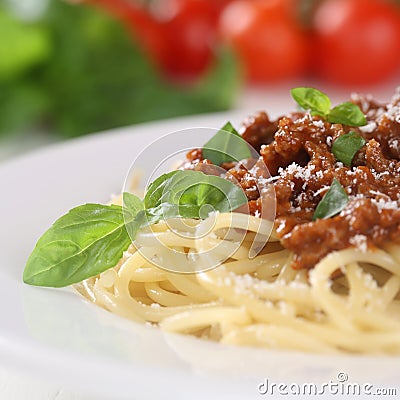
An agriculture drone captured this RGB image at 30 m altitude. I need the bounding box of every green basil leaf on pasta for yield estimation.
[327,102,367,127]
[130,204,202,233]
[144,203,204,224]
[291,87,331,117]
[23,204,132,288]
[123,192,144,215]
[146,170,248,215]
[144,170,179,209]
[202,121,252,165]
[313,178,348,220]
[332,131,366,166]
[122,192,145,241]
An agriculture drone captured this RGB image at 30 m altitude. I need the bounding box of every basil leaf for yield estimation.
[291,87,331,116]
[144,170,179,209]
[123,192,144,215]
[327,102,367,126]
[313,178,348,220]
[147,170,248,214]
[332,131,366,166]
[23,204,132,287]
[130,203,203,232]
[202,121,252,165]
[142,203,205,226]
[141,170,248,230]
[122,192,145,241]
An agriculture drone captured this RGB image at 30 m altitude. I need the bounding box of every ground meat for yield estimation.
[240,111,278,152]
[183,89,400,270]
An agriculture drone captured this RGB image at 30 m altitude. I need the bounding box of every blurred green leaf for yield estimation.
[0,10,50,79]
[0,80,48,134]
[195,48,242,109]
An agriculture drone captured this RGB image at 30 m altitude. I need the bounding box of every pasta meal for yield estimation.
[23,88,400,354]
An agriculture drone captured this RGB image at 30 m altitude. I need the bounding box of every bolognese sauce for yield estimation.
[184,90,400,270]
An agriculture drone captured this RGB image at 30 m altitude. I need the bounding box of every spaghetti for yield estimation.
[75,212,400,354]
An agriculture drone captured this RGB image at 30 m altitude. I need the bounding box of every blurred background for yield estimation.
[1,0,400,160]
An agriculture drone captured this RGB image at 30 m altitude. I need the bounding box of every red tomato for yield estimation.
[90,0,226,80]
[219,0,310,82]
[156,0,226,79]
[313,0,400,85]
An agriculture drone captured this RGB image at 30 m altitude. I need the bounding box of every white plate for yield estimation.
[1,111,399,400]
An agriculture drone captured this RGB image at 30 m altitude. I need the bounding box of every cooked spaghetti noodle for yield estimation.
[75,212,400,354]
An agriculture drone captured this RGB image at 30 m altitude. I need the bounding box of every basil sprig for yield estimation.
[291,87,367,127]
[313,178,348,221]
[332,131,366,167]
[130,170,248,237]
[202,121,251,165]
[23,170,247,288]
[145,170,247,212]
